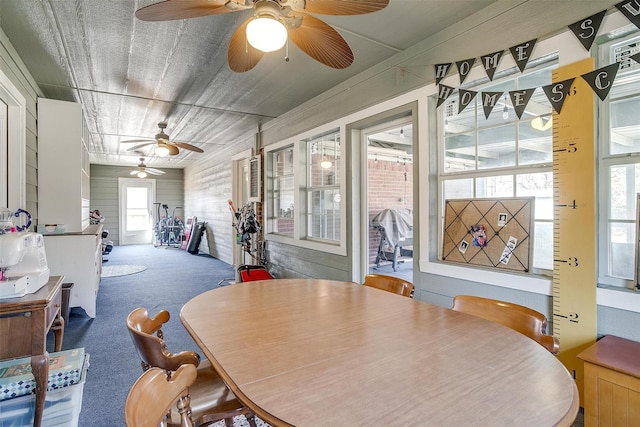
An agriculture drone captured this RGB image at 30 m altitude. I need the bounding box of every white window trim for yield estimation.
[264,121,347,256]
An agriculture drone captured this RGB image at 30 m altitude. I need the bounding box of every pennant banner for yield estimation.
[568,10,607,51]
[435,63,452,85]
[581,62,621,101]
[431,3,640,117]
[437,84,456,108]
[542,78,576,114]
[509,88,537,119]
[615,1,640,30]
[456,58,476,85]
[509,39,537,72]
[481,91,503,120]
[458,89,477,114]
[481,50,504,81]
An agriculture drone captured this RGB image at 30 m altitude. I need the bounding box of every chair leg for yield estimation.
[246,414,258,427]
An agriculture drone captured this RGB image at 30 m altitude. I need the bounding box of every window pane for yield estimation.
[309,136,340,187]
[270,146,295,236]
[476,175,513,198]
[306,130,341,241]
[533,221,553,270]
[610,97,640,155]
[444,132,475,172]
[516,172,553,220]
[308,189,341,240]
[126,187,149,231]
[609,164,640,220]
[478,124,516,169]
[609,222,635,279]
[443,178,473,200]
[519,119,552,165]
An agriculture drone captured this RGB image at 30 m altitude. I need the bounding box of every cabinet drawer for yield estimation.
[45,287,62,329]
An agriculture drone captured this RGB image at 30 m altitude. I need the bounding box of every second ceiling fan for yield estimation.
[135,0,390,72]
[121,121,204,157]
[131,158,166,178]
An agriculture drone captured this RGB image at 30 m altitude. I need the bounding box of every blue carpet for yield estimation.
[54,244,237,426]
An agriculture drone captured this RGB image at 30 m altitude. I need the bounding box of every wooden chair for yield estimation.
[125,364,197,427]
[126,307,257,427]
[451,295,560,354]
[363,274,415,298]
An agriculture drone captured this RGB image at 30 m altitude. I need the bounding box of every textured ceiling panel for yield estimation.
[0,0,509,168]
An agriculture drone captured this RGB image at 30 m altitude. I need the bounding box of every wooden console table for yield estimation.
[0,275,65,427]
[578,335,640,426]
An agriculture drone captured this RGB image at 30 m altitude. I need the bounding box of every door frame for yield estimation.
[351,105,417,283]
[231,149,253,268]
[118,177,156,245]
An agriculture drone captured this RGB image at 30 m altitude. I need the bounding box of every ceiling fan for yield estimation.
[120,121,204,157]
[135,0,390,72]
[131,158,166,178]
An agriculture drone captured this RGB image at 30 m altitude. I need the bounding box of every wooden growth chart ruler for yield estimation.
[552,57,598,402]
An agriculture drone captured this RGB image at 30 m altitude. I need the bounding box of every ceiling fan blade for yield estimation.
[135,0,233,22]
[145,168,166,175]
[228,18,264,72]
[120,139,154,144]
[129,170,139,175]
[303,0,389,15]
[172,141,204,153]
[127,142,155,151]
[288,15,353,69]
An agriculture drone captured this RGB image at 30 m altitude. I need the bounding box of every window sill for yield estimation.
[266,233,347,256]
[597,285,640,313]
[420,260,640,314]
[419,259,552,295]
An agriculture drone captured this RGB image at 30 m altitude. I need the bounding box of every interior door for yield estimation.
[119,178,155,245]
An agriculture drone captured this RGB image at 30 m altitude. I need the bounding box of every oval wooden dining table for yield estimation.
[180,279,579,427]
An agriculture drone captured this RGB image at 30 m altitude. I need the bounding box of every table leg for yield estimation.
[31,352,49,427]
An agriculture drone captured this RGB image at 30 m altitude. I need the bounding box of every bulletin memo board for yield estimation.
[442,197,534,273]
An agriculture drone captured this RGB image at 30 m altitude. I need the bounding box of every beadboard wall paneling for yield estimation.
[267,241,351,281]
[90,165,184,246]
[184,139,255,263]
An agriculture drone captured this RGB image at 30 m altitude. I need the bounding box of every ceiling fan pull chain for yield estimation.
[285,38,289,62]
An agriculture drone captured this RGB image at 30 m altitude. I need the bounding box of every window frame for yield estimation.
[264,122,347,255]
[597,29,640,289]
[436,59,557,276]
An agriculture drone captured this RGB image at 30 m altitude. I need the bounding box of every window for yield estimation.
[126,187,150,231]
[598,32,640,288]
[268,145,295,236]
[305,130,341,242]
[265,125,346,254]
[438,61,556,272]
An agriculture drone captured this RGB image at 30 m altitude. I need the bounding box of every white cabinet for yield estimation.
[43,225,102,318]
[37,98,90,233]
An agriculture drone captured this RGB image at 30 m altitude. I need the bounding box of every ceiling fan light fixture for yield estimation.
[137,171,147,178]
[531,116,553,131]
[246,1,287,53]
[247,17,287,52]
[155,143,171,157]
